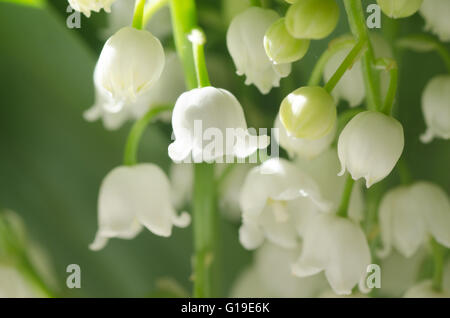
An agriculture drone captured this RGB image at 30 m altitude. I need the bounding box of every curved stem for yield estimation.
[375,58,398,115]
[143,0,170,27]
[336,174,355,218]
[132,0,146,30]
[123,105,172,166]
[343,0,381,111]
[189,29,211,88]
[308,38,356,86]
[431,238,445,292]
[324,38,367,93]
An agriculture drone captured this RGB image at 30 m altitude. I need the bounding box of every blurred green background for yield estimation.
[0,0,448,297]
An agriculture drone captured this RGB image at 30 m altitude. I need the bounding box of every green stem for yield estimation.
[397,157,412,185]
[143,0,170,27]
[375,58,398,115]
[123,105,172,166]
[170,0,218,298]
[308,38,356,86]
[190,29,211,88]
[132,0,146,30]
[343,0,381,111]
[431,238,445,292]
[336,174,355,218]
[324,38,367,93]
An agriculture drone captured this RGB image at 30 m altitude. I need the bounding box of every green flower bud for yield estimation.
[280,86,336,140]
[377,0,423,19]
[264,18,310,64]
[285,0,339,40]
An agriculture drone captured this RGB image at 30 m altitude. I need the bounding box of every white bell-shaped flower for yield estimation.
[420,0,450,42]
[338,111,404,188]
[238,158,331,250]
[90,164,191,251]
[85,52,183,130]
[292,214,371,295]
[274,114,336,160]
[420,75,450,143]
[404,280,450,298]
[169,163,193,210]
[68,0,116,18]
[226,7,291,94]
[95,27,165,112]
[295,148,365,223]
[0,265,42,298]
[230,243,327,297]
[378,182,450,258]
[169,87,270,163]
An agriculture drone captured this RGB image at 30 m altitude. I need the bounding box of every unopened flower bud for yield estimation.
[279,86,337,140]
[285,0,339,40]
[264,18,310,64]
[338,111,404,188]
[376,0,423,19]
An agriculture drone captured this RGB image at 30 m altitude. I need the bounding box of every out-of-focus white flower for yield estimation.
[68,0,116,17]
[100,0,172,40]
[379,249,426,297]
[95,27,165,112]
[420,0,450,42]
[230,243,327,297]
[338,111,404,188]
[292,214,371,295]
[0,265,42,298]
[323,34,393,107]
[238,158,330,250]
[420,75,450,143]
[90,164,191,251]
[285,0,340,40]
[264,18,310,65]
[168,87,269,163]
[226,7,291,94]
[279,86,337,140]
[295,148,365,222]
[217,164,254,222]
[377,0,423,19]
[169,163,194,210]
[274,114,336,160]
[404,280,450,298]
[378,182,450,258]
[85,52,183,130]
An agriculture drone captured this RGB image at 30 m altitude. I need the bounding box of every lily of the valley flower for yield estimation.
[404,281,450,298]
[226,7,291,94]
[90,164,191,251]
[420,75,450,143]
[279,86,337,140]
[0,265,42,298]
[292,214,371,295]
[295,148,365,222]
[285,0,340,40]
[95,27,165,112]
[230,243,327,298]
[420,0,450,42]
[378,182,450,258]
[168,87,269,163]
[377,0,423,19]
[169,163,193,210]
[68,0,116,18]
[264,18,310,65]
[274,114,336,160]
[239,158,330,250]
[85,52,184,130]
[338,111,404,188]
